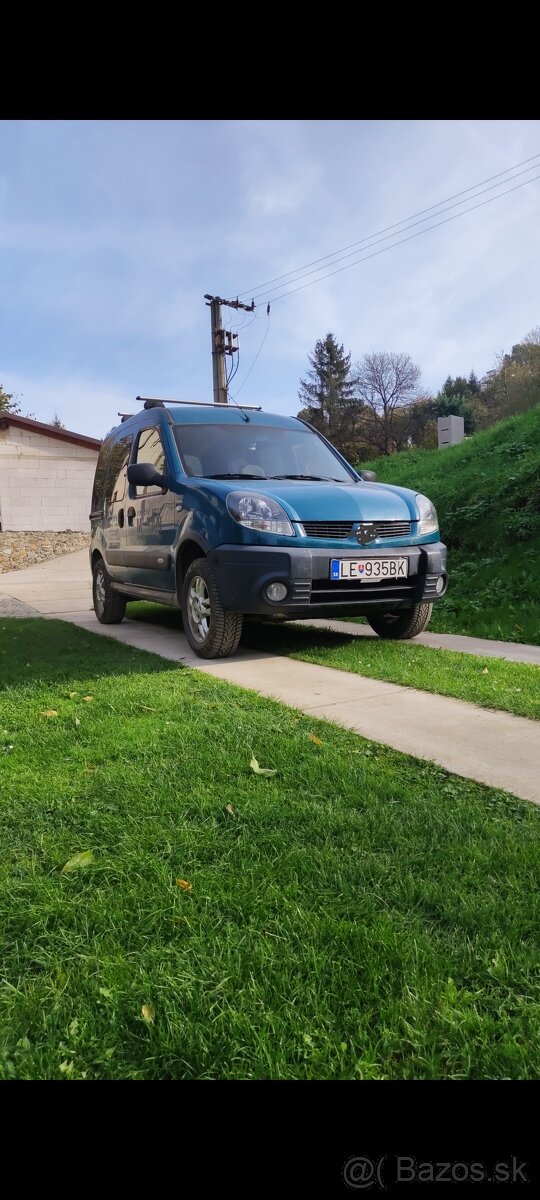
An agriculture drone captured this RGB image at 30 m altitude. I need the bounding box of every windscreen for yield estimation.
[173,423,354,482]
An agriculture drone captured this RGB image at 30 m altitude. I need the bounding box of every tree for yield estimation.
[481,329,540,423]
[297,333,359,456]
[0,384,20,414]
[468,370,480,394]
[49,412,65,429]
[352,351,423,455]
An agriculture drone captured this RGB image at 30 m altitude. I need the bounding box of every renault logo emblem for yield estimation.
[357,523,376,545]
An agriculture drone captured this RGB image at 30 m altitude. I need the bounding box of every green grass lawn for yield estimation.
[357,406,540,646]
[2,618,540,1080]
[126,603,540,721]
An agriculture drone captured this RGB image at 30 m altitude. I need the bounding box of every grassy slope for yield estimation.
[2,619,540,1080]
[359,406,540,644]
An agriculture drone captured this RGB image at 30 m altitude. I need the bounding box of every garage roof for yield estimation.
[0,413,101,450]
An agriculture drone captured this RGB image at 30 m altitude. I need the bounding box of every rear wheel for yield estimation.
[182,557,243,658]
[92,558,126,624]
[367,602,433,640]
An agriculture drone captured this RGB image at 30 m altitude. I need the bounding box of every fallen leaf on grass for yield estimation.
[39,710,58,718]
[141,1004,155,1023]
[82,696,94,702]
[177,878,192,892]
[226,804,236,816]
[61,849,94,874]
[481,668,489,675]
[74,718,80,727]
[68,692,78,700]
[250,756,277,778]
[99,987,113,1000]
[307,734,323,746]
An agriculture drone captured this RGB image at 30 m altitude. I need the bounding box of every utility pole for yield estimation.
[204,294,255,404]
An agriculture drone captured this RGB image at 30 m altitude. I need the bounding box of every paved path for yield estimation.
[295,619,540,666]
[1,548,539,805]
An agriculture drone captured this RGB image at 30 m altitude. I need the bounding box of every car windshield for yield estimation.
[173,423,354,483]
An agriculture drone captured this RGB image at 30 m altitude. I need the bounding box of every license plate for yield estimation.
[330,557,408,581]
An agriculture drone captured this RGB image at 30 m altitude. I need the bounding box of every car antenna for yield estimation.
[228,393,250,423]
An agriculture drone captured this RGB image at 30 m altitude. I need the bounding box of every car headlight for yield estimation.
[227,492,295,536]
[416,493,439,535]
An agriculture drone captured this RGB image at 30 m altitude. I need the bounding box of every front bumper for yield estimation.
[208,542,448,617]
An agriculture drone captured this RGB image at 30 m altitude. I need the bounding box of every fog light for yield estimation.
[436,576,445,594]
[265,582,288,603]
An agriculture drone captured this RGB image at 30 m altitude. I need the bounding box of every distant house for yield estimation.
[0,413,101,532]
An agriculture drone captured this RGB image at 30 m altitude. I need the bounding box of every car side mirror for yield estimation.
[359,470,377,482]
[127,463,166,489]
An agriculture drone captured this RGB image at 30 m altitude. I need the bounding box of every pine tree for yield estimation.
[297,333,358,453]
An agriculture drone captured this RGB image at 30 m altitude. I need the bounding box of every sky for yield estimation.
[1,119,539,439]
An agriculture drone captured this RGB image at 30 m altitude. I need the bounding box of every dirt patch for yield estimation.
[0,531,89,573]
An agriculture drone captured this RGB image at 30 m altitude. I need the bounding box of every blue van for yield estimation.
[89,399,448,658]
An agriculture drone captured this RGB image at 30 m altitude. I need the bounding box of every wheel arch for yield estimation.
[177,538,206,587]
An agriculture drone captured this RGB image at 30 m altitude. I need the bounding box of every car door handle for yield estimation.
[118,508,124,528]
[127,507,136,526]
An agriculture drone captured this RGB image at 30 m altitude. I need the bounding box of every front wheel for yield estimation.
[181,558,243,658]
[367,602,433,640]
[92,558,126,624]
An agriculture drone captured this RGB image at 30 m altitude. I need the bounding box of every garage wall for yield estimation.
[0,425,99,532]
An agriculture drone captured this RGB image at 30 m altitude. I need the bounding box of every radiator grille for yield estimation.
[302,520,412,540]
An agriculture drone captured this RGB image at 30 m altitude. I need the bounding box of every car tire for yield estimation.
[182,557,243,658]
[92,558,126,624]
[367,602,433,640]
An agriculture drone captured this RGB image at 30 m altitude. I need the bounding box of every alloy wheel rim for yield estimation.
[95,569,106,615]
[187,576,211,642]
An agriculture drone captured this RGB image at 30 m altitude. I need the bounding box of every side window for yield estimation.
[134,427,167,495]
[91,437,113,514]
[105,436,132,507]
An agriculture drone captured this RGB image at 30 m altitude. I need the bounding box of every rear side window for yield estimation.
[105,436,132,506]
[134,427,167,495]
[91,438,113,514]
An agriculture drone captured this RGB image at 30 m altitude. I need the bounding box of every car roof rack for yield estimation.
[118,412,135,422]
[136,396,263,412]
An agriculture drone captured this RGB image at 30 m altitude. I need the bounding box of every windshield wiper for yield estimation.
[270,474,339,482]
[206,473,269,480]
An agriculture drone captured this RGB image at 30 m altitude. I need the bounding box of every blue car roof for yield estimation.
[166,406,302,429]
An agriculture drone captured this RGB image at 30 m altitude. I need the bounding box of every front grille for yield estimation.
[310,577,416,604]
[372,521,411,538]
[302,521,354,539]
[302,520,412,540]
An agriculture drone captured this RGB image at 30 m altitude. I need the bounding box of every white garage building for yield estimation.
[0,413,101,533]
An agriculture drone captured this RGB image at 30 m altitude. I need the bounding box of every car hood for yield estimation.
[201,478,419,522]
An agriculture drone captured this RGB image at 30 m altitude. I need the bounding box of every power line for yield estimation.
[253,171,540,305]
[237,152,540,300]
[251,163,540,303]
[231,314,271,398]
